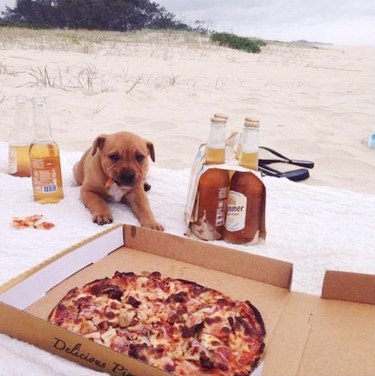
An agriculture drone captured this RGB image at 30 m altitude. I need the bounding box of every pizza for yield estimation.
[49,271,265,376]
[11,215,55,230]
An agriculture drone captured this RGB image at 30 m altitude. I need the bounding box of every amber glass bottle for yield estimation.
[190,168,230,240]
[224,119,264,244]
[29,97,64,203]
[8,96,32,177]
[190,117,230,240]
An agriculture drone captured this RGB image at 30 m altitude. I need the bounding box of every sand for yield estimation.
[0,28,374,194]
[0,27,375,376]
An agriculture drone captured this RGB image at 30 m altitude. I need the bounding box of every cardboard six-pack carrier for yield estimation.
[0,224,374,376]
[184,143,266,243]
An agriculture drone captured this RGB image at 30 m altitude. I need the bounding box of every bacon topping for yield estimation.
[127,296,141,308]
[90,283,123,301]
[199,352,214,370]
[181,321,204,338]
[167,291,187,303]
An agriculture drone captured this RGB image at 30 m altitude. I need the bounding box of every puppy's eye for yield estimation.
[108,152,120,162]
[135,153,145,163]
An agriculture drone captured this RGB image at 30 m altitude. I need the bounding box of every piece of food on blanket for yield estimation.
[11,215,55,230]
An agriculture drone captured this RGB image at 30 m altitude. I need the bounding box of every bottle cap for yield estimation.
[211,117,227,124]
[213,113,229,121]
[244,118,259,128]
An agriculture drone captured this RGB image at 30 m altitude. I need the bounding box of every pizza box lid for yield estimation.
[0,224,374,376]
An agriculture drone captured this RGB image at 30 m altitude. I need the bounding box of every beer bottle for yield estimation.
[8,96,32,177]
[204,117,226,164]
[190,168,230,240]
[235,117,259,162]
[224,118,265,244]
[190,117,230,240]
[29,97,64,203]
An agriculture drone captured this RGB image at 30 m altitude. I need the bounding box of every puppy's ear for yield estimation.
[92,135,107,156]
[145,140,155,162]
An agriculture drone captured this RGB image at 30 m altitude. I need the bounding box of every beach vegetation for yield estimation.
[0,26,266,100]
[19,64,113,95]
[1,3,266,56]
[211,32,266,53]
[1,0,189,31]
[26,66,59,88]
[0,91,5,104]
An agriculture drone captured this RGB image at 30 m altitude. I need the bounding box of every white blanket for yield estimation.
[0,142,374,376]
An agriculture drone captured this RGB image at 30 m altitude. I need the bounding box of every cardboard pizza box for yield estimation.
[184,143,266,243]
[0,224,374,376]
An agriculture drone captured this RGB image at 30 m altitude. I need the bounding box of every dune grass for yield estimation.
[0,27,267,98]
[211,32,266,53]
[0,27,213,55]
[0,26,267,56]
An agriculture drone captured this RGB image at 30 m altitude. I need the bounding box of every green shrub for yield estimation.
[211,32,266,53]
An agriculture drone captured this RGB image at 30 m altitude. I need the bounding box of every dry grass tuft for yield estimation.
[20,64,113,95]
[0,27,215,58]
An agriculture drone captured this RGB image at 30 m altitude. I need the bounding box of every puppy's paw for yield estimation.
[93,212,113,225]
[142,220,164,231]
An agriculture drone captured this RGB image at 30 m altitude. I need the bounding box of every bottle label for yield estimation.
[31,157,59,194]
[225,190,247,231]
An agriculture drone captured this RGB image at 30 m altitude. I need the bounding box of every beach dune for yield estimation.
[0,28,374,194]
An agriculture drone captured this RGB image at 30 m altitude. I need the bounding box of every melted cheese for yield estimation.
[101,327,117,346]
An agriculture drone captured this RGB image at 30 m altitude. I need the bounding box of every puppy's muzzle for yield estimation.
[117,169,136,187]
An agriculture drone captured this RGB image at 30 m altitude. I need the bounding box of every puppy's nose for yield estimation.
[119,169,135,186]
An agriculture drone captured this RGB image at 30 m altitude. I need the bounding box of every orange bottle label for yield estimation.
[31,157,60,194]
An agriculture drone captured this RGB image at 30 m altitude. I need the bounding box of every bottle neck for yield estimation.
[9,100,32,144]
[205,122,226,164]
[238,126,259,169]
[32,102,53,143]
[15,101,27,128]
[207,122,226,149]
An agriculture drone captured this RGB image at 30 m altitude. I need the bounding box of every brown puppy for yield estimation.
[73,131,164,231]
